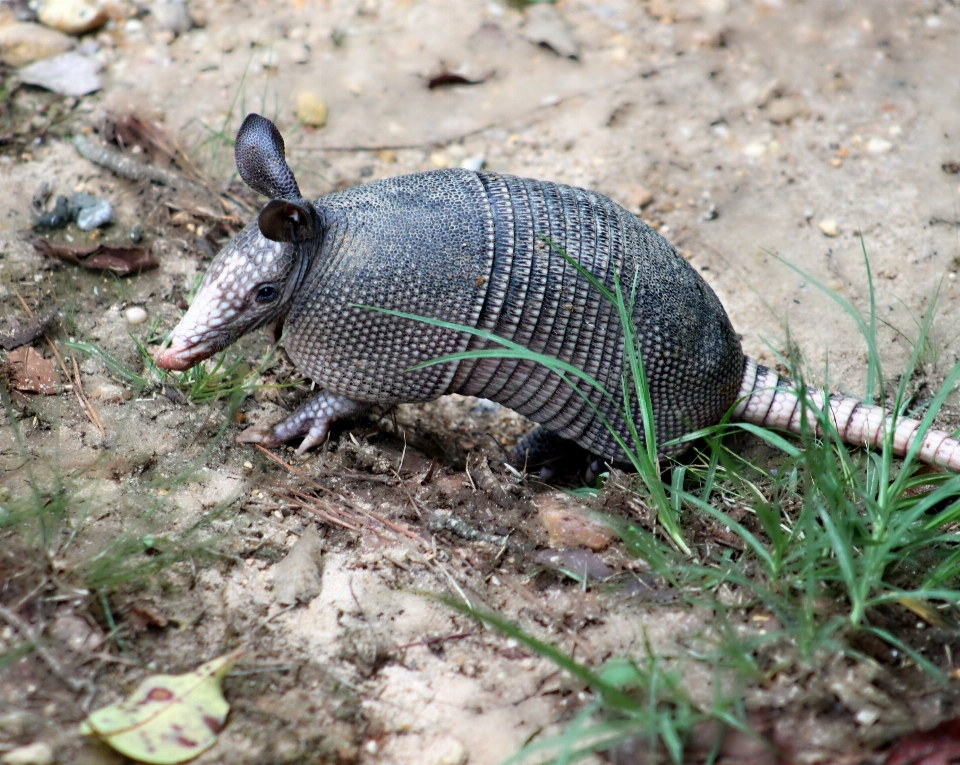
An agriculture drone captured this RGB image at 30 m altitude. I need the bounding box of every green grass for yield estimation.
[364,239,960,763]
[0,380,243,652]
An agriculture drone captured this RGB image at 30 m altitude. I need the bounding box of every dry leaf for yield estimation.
[536,493,613,550]
[883,718,960,765]
[272,525,324,606]
[426,65,493,89]
[0,306,57,350]
[4,346,57,394]
[531,548,614,580]
[80,649,242,764]
[33,238,158,275]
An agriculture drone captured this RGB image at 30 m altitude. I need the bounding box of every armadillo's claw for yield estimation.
[236,425,284,447]
[237,392,371,455]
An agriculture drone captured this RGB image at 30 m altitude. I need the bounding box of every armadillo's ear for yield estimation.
[258,198,318,243]
[235,113,303,201]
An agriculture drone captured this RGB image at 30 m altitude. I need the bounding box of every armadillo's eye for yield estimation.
[256,284,278,304]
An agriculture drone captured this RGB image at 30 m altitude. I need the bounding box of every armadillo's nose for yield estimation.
[155,344,194,371]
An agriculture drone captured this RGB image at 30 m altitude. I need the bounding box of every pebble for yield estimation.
[460,155,485,172]
[766,96,804,124]
[130,224,144,242]
[1,742,54,765]
[33,194,70,229]
[0,22,74,66]
[151,0,192,35]
[19,50,101,96]
[0,712,28,737]
[295,91,327,127]
[285,40,310,64]
[866,137,892,154]
[89,383,130,402]
[124,306,147,325]
[37,0,107,35]
[818,219,840,237]
[75,197,112,229]
[621,183,654,212]
[431,739,468,765]
[743,141,767,158]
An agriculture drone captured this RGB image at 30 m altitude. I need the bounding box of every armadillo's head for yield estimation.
[156,113,321,372]
[156,224,307,371]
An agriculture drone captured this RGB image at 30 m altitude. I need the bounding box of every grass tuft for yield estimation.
[363,239,960,761]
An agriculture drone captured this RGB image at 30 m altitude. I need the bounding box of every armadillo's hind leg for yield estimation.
[510,426,590,479]
[238,391,370,456]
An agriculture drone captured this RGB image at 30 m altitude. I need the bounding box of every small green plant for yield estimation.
[0,381,241,642]
[64,334,288,407]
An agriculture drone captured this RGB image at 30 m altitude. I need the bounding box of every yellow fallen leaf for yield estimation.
[80,649,242,764]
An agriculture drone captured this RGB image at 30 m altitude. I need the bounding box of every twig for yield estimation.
[395,631,475,651]
[0,603,90,693]
[71,352,105,439]
[73,134,209,196]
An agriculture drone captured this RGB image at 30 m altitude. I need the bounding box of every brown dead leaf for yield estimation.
[883,718,960,765]
[0,306,57,350]
[536,492,613,550]
[123,602,171,633]
[33,238,158,275]
[4,346,58,394]
[272,525,324,606]
[426,64,493,89]
[427,69,493,90]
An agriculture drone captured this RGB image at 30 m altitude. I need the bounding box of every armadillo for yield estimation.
[156,114,960,473]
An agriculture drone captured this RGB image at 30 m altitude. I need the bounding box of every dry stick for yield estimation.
[71,353,105,438]
[13,291,104,437]
[286,498,360,532]
[253,445,424,541]
[253,448,386,533]
[253,443,391,484]
[73,134,214,202]
[0,603,89,693]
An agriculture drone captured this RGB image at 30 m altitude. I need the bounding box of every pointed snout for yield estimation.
[154,343,197,371]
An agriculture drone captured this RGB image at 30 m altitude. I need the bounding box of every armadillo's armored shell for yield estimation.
[285,169,744,463]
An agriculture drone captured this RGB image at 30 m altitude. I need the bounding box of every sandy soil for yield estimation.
[2,0,960,763]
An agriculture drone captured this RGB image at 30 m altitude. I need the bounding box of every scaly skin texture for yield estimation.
[157,113,960,473]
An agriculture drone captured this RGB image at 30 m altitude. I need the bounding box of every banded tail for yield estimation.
[733,358,960,471]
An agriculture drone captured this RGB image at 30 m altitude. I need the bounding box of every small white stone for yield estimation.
[1,741,55,765]
[151,0,192,35]
[431,738,468,765]
[124,306,148,325]
[89,383,130,403]
[866,137,892,154]
[818,219,840,237]
[460,155,485,172]
[743,141,767,158]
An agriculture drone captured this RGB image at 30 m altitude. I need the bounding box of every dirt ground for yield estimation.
[2,0,960,763]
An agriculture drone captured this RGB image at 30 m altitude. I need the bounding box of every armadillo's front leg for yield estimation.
[238,391,370,455]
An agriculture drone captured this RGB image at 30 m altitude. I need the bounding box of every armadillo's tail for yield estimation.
[732,357,960,472]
